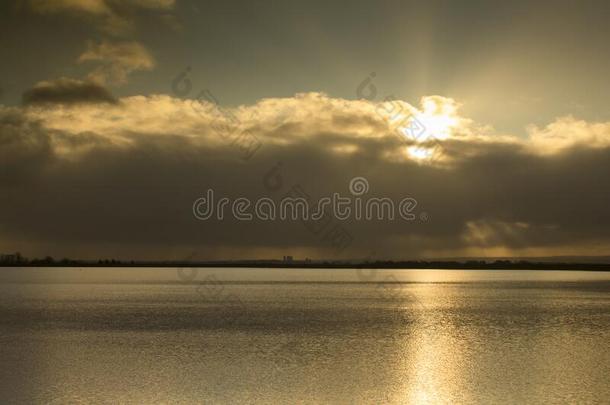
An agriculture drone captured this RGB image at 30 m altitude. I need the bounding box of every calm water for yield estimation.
[1,268,609,404]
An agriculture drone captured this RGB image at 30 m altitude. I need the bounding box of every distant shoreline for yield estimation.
[2,261,610,271]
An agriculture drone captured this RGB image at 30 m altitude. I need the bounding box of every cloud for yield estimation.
[527,116,610,155]
[26,1,165,86]
[78,40,155,85]
[2,92,610,260]
[22,77,117,105]
[27,0,176,35]
[28,0,112,15]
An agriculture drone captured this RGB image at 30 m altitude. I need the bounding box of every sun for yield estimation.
[415,96,460,141]
[391,96,461,144]
[378,95,462,162]
[397,96,462,161]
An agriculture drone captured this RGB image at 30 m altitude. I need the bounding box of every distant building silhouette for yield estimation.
[0,252,23,264]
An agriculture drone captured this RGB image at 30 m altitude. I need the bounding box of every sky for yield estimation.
[1,0,609,261]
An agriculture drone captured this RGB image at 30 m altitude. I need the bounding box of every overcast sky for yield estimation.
[1,0,609,260]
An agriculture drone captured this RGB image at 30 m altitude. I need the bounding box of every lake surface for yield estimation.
[1,268,609,404]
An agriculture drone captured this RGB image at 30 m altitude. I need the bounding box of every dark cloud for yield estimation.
[26,0,177,36]
[22,78,117,105]
[2,93,610,260]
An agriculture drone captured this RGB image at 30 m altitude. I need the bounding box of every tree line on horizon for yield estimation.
[1,253,610,270]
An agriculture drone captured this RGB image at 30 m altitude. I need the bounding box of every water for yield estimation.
[1,268,609,404]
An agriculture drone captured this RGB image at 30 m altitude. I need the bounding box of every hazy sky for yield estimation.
[1,0,610,260]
